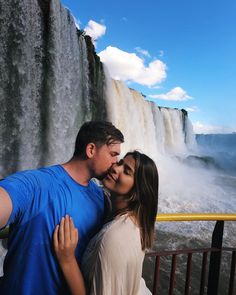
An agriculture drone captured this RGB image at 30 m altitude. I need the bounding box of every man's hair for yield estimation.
[73,121,124,158]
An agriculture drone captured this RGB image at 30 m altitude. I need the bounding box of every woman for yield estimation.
[53,151,159,295]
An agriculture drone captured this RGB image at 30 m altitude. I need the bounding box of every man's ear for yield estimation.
[86,143,96,158]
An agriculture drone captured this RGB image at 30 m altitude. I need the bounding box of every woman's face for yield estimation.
[102,155,135,195]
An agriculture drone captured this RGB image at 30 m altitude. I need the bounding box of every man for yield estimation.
[0,121,124,295]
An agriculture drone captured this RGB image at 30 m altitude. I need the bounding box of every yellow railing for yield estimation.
[151,213,236,295]
[156,213,236,222]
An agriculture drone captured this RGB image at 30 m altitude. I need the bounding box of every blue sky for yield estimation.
[61,0,236,134]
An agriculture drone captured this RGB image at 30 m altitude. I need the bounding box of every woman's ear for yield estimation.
[85,143,96,159]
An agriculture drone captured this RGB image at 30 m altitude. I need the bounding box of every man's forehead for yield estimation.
[107,142,121,153]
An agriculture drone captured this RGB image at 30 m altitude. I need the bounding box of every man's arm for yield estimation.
[0,187,13,229]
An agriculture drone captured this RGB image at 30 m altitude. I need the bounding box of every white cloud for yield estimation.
[186,106,200,112]
[193,122,236,134]
[149,85,162,89]
[98,46,167,86]
[84,20,106,42]
[121,16,127,21]
[135,47,151,58]
[149,87,192,101]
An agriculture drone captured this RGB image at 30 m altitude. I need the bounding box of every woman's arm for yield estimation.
[53,215,86,295]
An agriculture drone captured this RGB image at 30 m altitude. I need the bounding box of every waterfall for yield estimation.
[0,0,106,178]
[105,74,195,161]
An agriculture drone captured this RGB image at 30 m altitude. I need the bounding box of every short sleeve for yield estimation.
[0,171,35,226]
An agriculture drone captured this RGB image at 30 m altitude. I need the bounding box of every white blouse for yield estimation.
[81,214,152,295]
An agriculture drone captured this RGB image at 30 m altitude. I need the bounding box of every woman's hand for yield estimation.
[53,216,86,295]
[53,215,78,266]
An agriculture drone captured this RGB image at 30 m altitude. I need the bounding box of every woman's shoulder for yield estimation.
[105,214,137,232]
[101,215,141,248]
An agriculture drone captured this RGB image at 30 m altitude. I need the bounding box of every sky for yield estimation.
[61,0,236,134]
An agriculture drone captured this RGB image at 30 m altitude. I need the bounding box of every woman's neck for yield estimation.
[113,195,139,226]
[114,196,128,210]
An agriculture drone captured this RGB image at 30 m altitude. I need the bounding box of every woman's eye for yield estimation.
[124,169,131,175]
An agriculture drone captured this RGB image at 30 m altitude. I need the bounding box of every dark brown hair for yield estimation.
[118,151,159,250]
[73,121,124,159]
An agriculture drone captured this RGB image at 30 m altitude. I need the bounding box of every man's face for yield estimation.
[91,142,121,180]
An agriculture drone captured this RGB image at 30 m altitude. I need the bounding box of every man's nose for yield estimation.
[111,156,118,164]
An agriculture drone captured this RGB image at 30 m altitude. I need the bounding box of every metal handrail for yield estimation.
[156,213,236,221]
[147,214,236,295]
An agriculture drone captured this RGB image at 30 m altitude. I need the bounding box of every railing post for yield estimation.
[207,220,224,295]
[228,251,236,295]
[152,255,160,295]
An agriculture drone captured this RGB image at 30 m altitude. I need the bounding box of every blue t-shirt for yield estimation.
[0,165,104,295]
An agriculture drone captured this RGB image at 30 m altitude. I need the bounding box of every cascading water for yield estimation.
[105,74,193,160]
[0,0,106,178]
[104,74,231,216]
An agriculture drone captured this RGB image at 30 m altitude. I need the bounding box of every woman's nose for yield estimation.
[111,163,122,174]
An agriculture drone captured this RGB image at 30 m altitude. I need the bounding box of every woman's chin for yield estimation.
[102,178,112,190]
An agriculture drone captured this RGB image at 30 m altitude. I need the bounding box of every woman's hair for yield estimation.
[118,151,159,250]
